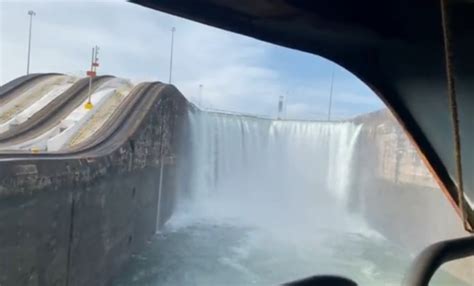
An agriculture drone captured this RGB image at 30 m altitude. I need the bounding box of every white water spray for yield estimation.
[117,109,450,286]
[173,109,375,236]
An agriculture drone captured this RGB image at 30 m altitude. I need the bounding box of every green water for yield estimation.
[112,222,467,286]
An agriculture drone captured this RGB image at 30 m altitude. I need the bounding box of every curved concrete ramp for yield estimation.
[0,73,60,100]
[0,75,78,134]
[68,81,133,149]
[0,76,113,146]
[0,81,188,286]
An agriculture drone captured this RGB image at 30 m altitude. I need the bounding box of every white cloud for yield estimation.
[1,1,383,119]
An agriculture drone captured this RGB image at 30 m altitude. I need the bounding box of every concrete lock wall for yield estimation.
[352,109,468,250]
[0,85,188,286]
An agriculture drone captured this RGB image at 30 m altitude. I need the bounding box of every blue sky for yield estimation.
[0,0,383,120]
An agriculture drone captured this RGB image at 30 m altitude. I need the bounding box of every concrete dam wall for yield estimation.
[0,74,470,285]
[0,81,188,286]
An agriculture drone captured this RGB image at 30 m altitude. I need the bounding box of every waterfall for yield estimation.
[115,108,433,286]
[174,108,369,233]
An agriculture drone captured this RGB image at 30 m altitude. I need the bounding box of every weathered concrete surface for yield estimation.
[0,74,60,104]
[352,109,468,248]
[0,83,188,286]
[352,109,473,284]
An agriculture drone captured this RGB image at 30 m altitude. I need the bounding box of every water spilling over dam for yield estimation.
[113,108,467,286]
[178,109,366,231]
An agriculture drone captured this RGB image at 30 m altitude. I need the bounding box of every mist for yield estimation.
[174,108,373,234]
[113,108,466,286]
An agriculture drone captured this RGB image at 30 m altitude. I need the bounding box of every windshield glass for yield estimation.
[1,1,472,286]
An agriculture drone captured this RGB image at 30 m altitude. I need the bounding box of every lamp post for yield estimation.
[278,95,284,120]
[327,68,335,121]
[198,84,203,107]
[168,27,176,84]
[26,10,36,75]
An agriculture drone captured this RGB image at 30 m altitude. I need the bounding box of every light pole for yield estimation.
[26,10,36,75]
[277,95,284,120]
[168,27,176,84]
[198,84,203,107]
[327,67,335,121]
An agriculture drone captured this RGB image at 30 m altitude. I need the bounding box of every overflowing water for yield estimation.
[177,109,369,234]
[113,108,466,286]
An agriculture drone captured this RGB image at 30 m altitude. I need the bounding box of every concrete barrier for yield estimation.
[0,84,188,286]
